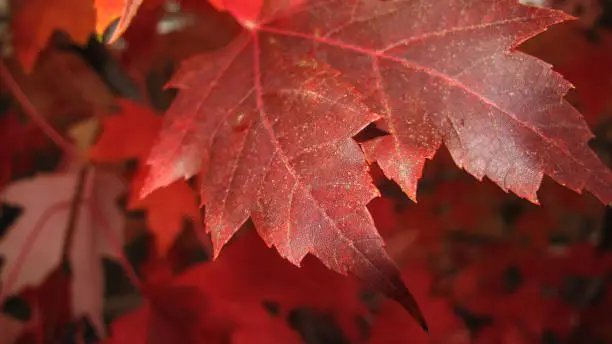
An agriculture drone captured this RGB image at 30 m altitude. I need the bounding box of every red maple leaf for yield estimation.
[105,254,305,344]
[90,100,161,163]
[142,0,612,328]
[104,283,234,344]
[90,100,199,254]
[350,2,611,205]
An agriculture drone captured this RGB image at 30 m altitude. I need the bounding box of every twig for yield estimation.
[0,60,78,156]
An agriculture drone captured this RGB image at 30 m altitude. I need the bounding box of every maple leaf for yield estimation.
[129,167,199,254]
[142,29,427,327]
[207,0,304,25]
[0,169,125,337]
[5,51,115,123]
[90,100,162,163]
[450,245,600,340]
[90,100,199,254]
[143,0,612,327]
[10,0,96,71]
[105,263,303,344]
[105,284,233,344]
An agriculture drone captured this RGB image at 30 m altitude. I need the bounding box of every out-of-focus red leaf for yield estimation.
[90,100,198,254]
[105,263,303,344]
[143,0,439,326]
[177,229,365,340]
[368,263,469,344]
[9,0,95,71]
[206,0,306,26]
[128,167,199,254]
[90,100,161,163]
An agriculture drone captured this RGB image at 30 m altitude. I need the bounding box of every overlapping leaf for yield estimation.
[142,24,427,326]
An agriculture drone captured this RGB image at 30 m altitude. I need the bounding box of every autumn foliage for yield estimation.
[1,0,612,343]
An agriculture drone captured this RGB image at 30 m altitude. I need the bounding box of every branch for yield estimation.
[0,60,78,156]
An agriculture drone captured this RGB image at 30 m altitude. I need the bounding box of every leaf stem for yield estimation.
[62,167,89,262]
[0,60,78,156]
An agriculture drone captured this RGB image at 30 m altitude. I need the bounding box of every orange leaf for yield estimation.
[90,100,199,254]
[10,0,95,71]
[129,167,199,255]
[90,100,161,163]
[94,0,125,34]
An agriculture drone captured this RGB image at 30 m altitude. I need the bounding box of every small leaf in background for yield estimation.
[90,100,198,254]
[0,169,125,337]
[143,30,427,326]
[128,167,198,254]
